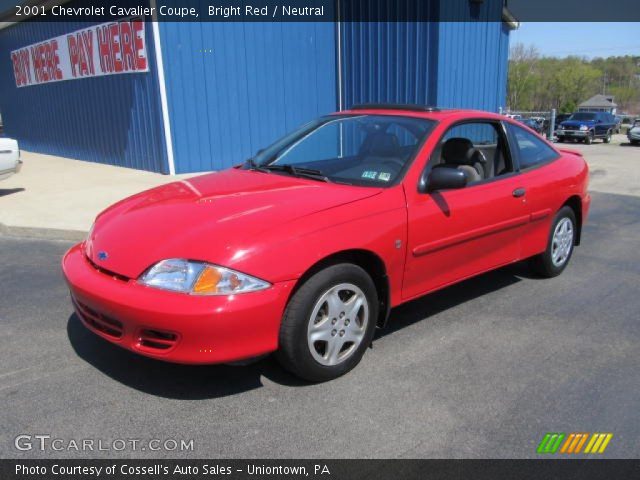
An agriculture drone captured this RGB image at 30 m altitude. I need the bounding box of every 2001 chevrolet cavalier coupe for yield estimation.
[63,105,590,381]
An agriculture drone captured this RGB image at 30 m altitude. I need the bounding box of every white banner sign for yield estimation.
[11,19,149,88]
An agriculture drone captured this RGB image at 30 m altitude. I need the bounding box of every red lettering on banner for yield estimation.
[119,21,134,71]
[109,23,123,73]
[30,46,42,83]
[11,52,20,85]
[27,40,61,84]
[132,21,147,70]
[81,31,95,75]
[68,35,79,77]
[51,40,63,80]
[40,44,49,82]
[14,20,147,86]
[11,51,30,86]
[97,24,113,73]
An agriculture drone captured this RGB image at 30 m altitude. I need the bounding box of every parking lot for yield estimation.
[1,138,639,459]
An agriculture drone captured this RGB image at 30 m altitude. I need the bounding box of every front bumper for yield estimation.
[557,129,589,137]
[62,243,295,364]
[628,133,640,141]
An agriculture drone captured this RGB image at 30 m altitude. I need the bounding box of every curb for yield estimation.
[0,222,86,242]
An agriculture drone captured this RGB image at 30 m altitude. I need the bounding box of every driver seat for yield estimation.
[440,137,486,183]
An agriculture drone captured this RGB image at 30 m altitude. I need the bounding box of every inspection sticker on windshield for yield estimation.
[378,172,391,182]
[362,171,378,179]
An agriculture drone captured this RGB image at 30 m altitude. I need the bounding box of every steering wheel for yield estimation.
[382,158,404,170]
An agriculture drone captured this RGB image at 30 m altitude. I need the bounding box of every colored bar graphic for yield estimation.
[541,433,613,454]
[537,433,565,454]
[584,433,613,454]
[560,433,589,453]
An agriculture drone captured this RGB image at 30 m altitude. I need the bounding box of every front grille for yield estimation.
[562,125,579,131]
[137,329,178,351]
[85,255,130,282]
[73,297,124,338]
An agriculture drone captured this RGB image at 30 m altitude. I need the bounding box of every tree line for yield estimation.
[507,43,640,114]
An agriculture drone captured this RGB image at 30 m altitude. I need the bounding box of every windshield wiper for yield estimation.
[244,157,270,173]
[263,164,330,182]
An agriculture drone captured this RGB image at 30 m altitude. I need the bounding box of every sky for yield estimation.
[510,23,640,58]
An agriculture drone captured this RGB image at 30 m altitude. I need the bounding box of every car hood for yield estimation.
[86,168,383,279]
[0,137,18,149]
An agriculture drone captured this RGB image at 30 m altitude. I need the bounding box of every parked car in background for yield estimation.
[530,116,545,128]
[554,113,571,127]
[614,116,622,134]
[557,112,617,144]
[0,137,21,181]
[63,105,591,381]
[628,119,640,145]
[520,118,545,134]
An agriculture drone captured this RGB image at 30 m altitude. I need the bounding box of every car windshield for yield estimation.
[248,114,436,186]
[569,113,597,121]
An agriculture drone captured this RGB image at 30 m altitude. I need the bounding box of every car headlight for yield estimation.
[579,125,589,131]
[139,259,271,295]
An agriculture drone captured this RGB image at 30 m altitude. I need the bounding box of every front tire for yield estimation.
[276,264,378,382]
[530,206,577,278]
[584,131,593,144]
[557,136,565,143]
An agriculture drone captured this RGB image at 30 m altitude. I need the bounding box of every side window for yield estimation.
[509,124,558,170]
[429,121,513,184]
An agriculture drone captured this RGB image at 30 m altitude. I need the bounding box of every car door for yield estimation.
[402,120,530,300]
[505,122,562,259]
[596,113,611,136]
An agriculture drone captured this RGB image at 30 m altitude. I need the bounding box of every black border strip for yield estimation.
[2,0,640,24]
[3,459,640,480]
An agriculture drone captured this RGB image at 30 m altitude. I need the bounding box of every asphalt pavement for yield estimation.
[1,190,639,459]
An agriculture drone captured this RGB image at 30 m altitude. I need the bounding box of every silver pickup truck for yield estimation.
[0,137,22,181]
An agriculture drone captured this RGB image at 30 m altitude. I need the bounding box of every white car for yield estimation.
[0,137,21,181]
[628,120,640,145]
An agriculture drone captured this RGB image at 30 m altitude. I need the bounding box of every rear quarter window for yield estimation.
[508,123,558,170]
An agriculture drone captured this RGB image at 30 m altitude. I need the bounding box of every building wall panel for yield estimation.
[436,21,509,112]
[159,21,337,174]
[0,7,169,173]
[339,0,510,113]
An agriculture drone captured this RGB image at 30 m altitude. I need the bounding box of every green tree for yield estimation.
[507,45,640,114]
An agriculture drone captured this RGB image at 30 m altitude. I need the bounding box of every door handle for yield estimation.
[512,188,526,198]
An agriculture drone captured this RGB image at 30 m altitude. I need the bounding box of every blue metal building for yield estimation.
[0,0,514,175]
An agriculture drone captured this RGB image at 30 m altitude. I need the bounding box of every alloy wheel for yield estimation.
[307,283,369,366]
[551,217,574,267]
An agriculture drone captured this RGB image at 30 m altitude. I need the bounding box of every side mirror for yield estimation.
[419,167,467,193]
[597,119,602,124]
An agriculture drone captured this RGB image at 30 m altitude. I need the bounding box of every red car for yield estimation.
[62,105,590,381]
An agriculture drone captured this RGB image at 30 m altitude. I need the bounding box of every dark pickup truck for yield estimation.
[556,112,617,144]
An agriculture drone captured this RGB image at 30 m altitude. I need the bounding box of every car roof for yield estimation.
[336,104,505,122]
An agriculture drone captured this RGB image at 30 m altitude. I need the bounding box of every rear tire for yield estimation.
[276,263,378,382]
[530,206,577,278]
[603,130,612,143]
